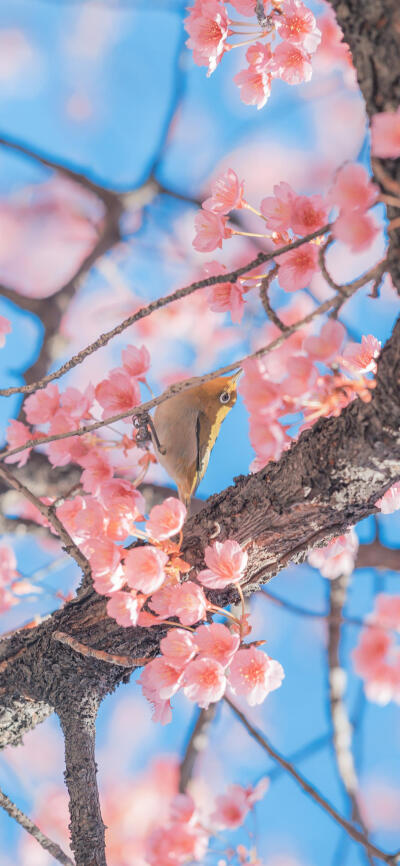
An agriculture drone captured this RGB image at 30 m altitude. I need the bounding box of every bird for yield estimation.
[150,371,241,507]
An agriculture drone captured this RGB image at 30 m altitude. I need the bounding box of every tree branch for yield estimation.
[58,695,106,866]
[225,696,398,865]
[179,706,217,793]
[0,786,74,866]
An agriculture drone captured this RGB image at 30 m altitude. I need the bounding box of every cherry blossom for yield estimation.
[123,546,168,594]
[203,260,247,323]
[183,657,226,707]
[308,529,359,579]
[272,41,313,86]
[170,581,209,626]
[229,646,284,705]
[60,383,95,420]
[260,181,296,232]
[234,43,273,110]
[139,657,184,701]
[277,0,321,54]
[80,449,114,494]
[249,418,289,470]
[203,169,244,215]
[376,482,400,515]
[122,344,151,380]
[197,539,248,589]
[211,784,251,829]
[195,622,240,667]
[340,334,381,375]
[374,594,400,631]
[0,544,18,586]
[328,163,379,213]
[371,108,400,159]
[160,629,197,670]
[24,382,60,425]
[332,211,379,253]
[46,410,81,467]
[184,0,230,76]
[0,314,11,347]
[5,419,38,467]
[352,627,393,680]
[106,590,142,627]
[193,210,232,252]
[95,368,141,418]
[303,319,346,363]
[146,497,187,541]
[277,242,319,291]
[290,194,328,236]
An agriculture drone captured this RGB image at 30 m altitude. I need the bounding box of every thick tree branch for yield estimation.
[58,695,106,866]
[0,786,74,866]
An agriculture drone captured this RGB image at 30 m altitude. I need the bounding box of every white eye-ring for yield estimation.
[220,391,230,404]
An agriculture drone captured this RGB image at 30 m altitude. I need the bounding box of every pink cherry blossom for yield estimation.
[183,657,226,707]
[147,823,208,866]
[229,0,266,13]
[234,43,272,110]
[46,410,80,467]
[193,210,232,252]
[184,0,230,76]
[169,793,196,824]
[123,546,168,594]
[60,384,95,420]
[352,627,392,679]
[80,450,114,494]
[0,544,18,586]
[272,41,312,85]
[341,334,381,374]
[303,319,346,363]
[277,242,319,291]
[139,656,183,701]
[98,479,145,540]
[229,646,284,705]
[122,344,151,380]
[197,539,248,589]
[308,529,359,579]
[376,482,400,515]
[204,260,246,324]
[328,163,379,213]
[249,418,289,470]
[86,537,122,584]
[371,108,400,159]
[148,583,181,620]
[240,358,281,416]
[281,354,317,398]
[5,419,37,467]
[364,660,400,706]
[74,498,107,539]
[95,368,141,419]
[290,194,329,236]
[0,587,17,614]
[160,628,197,670]
[211,784,250,829]
[24,383,60,425]
[146,497,187,541]
[203,169,244,215]
[107,590,141,627]
[56,496,83,536]
[172,581,209,626]
[373,594,400,631]
[277,0,321,53]
[260,181,296,232]
[0,314,11,347]
[195,622,240,667]
[332,211,379,253]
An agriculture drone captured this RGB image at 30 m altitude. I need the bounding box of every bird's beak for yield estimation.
[230,369,243,384]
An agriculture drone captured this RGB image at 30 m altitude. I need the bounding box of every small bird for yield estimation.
[150,372,241,507]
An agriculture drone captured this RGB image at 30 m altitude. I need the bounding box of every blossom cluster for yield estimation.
[241,323,380,470]
[352,594,400,706]
[184,0,322,108]
[6,343,150,469]
[146,781,268,866]
[193,164,380,316]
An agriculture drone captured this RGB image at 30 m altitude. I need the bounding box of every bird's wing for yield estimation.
[191,409,218,495]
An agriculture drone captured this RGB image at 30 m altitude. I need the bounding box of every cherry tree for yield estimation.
[0,1,400,865]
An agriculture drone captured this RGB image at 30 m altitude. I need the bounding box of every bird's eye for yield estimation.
[220,391,230,404]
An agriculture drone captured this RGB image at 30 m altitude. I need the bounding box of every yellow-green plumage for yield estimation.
[151,373,240,506]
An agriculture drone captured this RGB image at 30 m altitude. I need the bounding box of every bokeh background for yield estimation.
[0,0,399,864]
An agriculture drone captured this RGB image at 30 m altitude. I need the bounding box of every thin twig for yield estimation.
[179,705,217,793]
[0,224,331,398]
[224,696,399,865]
[0,464,90,579]
[259,267,289,331]
[0,787,74,866]
[327,575,375,866]
[52,631,149,668]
